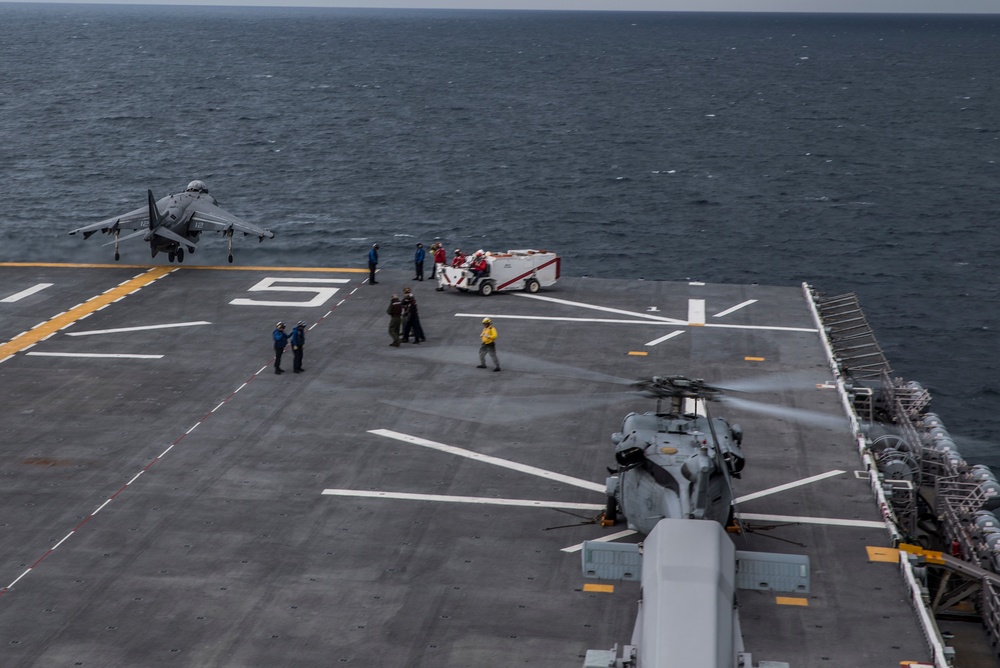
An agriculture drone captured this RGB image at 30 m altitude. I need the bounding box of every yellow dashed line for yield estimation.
[583,583,615,593]
[776,596,809,606]
[0,262,366,273]
[745,356,765,362]
[185,265,368,273]
[628,351,648,356]
[0,266,175,360]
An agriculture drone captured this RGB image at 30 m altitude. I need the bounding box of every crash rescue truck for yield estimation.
[436,249,559,296]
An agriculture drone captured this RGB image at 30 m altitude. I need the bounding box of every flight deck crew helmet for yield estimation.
[276,321,285,328]
[297,321,306,327]
[482,318,492,325]
[373,243,379,249]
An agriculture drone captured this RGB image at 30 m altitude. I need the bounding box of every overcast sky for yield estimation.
[11,0,1000,13]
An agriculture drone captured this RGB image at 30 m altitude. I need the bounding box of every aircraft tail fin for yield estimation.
[147,190,163,229]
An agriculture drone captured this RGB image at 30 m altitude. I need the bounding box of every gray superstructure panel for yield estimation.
[0,265,928,666]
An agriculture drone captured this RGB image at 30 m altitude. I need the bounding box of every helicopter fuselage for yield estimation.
[607,411,744,535]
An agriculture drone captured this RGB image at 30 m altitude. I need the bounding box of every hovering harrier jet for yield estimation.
[68,180,275,263]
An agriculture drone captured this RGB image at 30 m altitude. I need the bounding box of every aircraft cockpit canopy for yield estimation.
[186,180,209,194]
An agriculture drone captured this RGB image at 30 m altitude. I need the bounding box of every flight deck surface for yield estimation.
[0,264,928,667]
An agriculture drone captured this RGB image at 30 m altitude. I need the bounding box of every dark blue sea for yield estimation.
[2,4,998,465]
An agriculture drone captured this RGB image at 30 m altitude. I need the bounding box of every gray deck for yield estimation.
[0,263,929,667]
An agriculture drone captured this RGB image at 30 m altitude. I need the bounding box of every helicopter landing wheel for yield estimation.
[601,496,618,526]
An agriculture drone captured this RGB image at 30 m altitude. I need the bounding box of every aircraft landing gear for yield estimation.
[601,496,619,526]
[168,251,176,263]
[228,254,234,264]
[177,248,184,263]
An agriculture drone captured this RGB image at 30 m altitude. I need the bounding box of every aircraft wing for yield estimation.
[188,200,274,239]
[68,205,150,239]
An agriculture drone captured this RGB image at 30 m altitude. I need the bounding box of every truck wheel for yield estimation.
[525,278,540,293]
[479,281,495,296]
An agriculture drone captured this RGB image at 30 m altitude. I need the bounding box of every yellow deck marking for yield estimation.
[745,356,765,362]
[866,546,900,563]
[0,266,175,360]
[583,583,615,593]
[898,543,945,565]
[627,351,648,356]
[776,596,809,606]
[0,262,366,273]
[185,266,368,273]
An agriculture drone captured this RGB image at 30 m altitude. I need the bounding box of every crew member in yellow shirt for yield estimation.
[477,317,501,372]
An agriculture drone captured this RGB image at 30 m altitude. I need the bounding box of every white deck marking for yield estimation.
[645,330,684,346]
[561,529,638,553]
[457,314,685,325]
[25,352,164,359]
[704,322,816,333]
[714,299,757,318]
[1,283,53,303]
[65,321,211,336]
[688,299,706,325]
[739,512,885,529]
[734,469,846,504]
[230,277,349,307]
[456,313,816,333]
[370,429,605,493]
[512,293,687,325]
[321,489,603,510]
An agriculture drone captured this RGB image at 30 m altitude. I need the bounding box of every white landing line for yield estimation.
[457,313,816,334]
[25,352,164,359]
[646,330,684,346]
[368,429,605,492]
[65,321,211,336]
[320,489,603,511]
[733,469,846,504]
[1,284,54,303]
[511,293,687,325]
[714,299,757,318]
[561,530,638,554]
[456,314,687,325]
[738,513,886,530]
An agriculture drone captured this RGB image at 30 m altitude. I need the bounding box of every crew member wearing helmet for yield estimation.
[477,317,501,372]
[451,248,466,268]
[433,243,447,289]
[272,321,289,374]
[469,251,488,283]
[368,243,380,285]
[291,321,307,373]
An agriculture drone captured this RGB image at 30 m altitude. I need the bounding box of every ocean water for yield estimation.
[1,5,998,465]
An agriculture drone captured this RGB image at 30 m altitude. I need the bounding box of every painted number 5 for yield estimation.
[230,277,350,308]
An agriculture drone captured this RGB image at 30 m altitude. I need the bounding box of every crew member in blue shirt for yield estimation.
[273,321,289,374]
[291,321,307,373]
[368,243,379,284]
[414,242,426,281]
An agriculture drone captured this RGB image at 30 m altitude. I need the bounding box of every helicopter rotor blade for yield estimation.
[400,347,638,387]
[712,370,830,395]
[718,395,850,431]
[380,392,637,426]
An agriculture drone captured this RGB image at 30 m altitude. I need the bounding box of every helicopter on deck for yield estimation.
[603,375,746,535]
